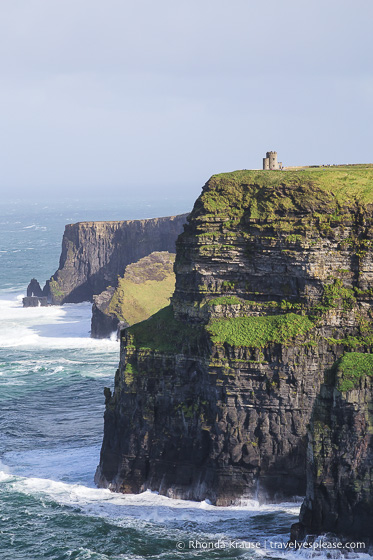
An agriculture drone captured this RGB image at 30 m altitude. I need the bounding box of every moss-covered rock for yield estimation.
[336,352,373,391]
[207,313,315,348]
[91,252,176,339]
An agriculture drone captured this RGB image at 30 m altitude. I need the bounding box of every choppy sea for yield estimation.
[0,196,369,560]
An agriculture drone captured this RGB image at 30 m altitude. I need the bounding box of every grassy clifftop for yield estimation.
[125,166,373,353]
[195,166,373,221]
[108,252,175,326]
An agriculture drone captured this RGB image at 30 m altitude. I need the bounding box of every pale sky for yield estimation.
[0,0,372,198]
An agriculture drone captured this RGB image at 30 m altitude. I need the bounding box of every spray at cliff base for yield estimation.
[0,199,369,560]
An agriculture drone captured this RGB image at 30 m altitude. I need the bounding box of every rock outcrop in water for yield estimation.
[23,278,48,307]
[91,251,176,338]
[26,278,43,297]
[23,296,48,307]
[96,167,373,508]
[294,353,373,546]
[29,214,187,305]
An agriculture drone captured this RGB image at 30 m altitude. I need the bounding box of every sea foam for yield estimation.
[0,294,119,351]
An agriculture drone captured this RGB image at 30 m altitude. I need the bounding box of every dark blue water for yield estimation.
[0,196,360,560]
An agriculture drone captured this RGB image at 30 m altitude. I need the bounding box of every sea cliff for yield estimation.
[42,214,187,304]
[295,353,373,546]
[96,167,373,509]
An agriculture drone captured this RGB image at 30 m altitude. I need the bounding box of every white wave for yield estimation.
[0,295,119,352]
[0,459,11,481]
[0,354,116,386]
[0,454,301,527]
[64,549,108,560]
[261,538,372,560]
[0,460,360,560]
[22,224,46,230]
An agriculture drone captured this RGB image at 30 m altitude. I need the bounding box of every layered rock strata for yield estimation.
[295,353,373,546]
[91,252,175,338]
[30,214,187,304]
[96,167,373,506]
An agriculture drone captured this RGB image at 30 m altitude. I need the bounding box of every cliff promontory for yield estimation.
[96,166,373,507]
[91,251,175,338]
[40,214,187,304]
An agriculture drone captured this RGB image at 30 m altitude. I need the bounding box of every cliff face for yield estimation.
[172,169,373,322]
[297,353,373,545]
[96,167,373,506]
[91,252,175,338]
[43,214,187,304]
[90,287,119,339]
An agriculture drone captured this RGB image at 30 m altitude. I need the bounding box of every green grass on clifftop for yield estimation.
[108,252,175,326]
[336,352,373,392]
[197,167,373,221]
[207,313,314,348]
[109,275,175,325]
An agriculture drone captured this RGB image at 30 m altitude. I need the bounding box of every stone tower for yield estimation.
[263,151,282,170]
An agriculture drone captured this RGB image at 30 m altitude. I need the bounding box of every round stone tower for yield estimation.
[262,150,282,170]
[267,151,278,170]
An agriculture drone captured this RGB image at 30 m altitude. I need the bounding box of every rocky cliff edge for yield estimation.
[39,214,187,304]
[95,166,373,507]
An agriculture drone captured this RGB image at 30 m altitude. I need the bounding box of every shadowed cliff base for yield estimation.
[291,353,373,547]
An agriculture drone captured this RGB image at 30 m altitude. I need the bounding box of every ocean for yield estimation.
[0,196,367,560]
